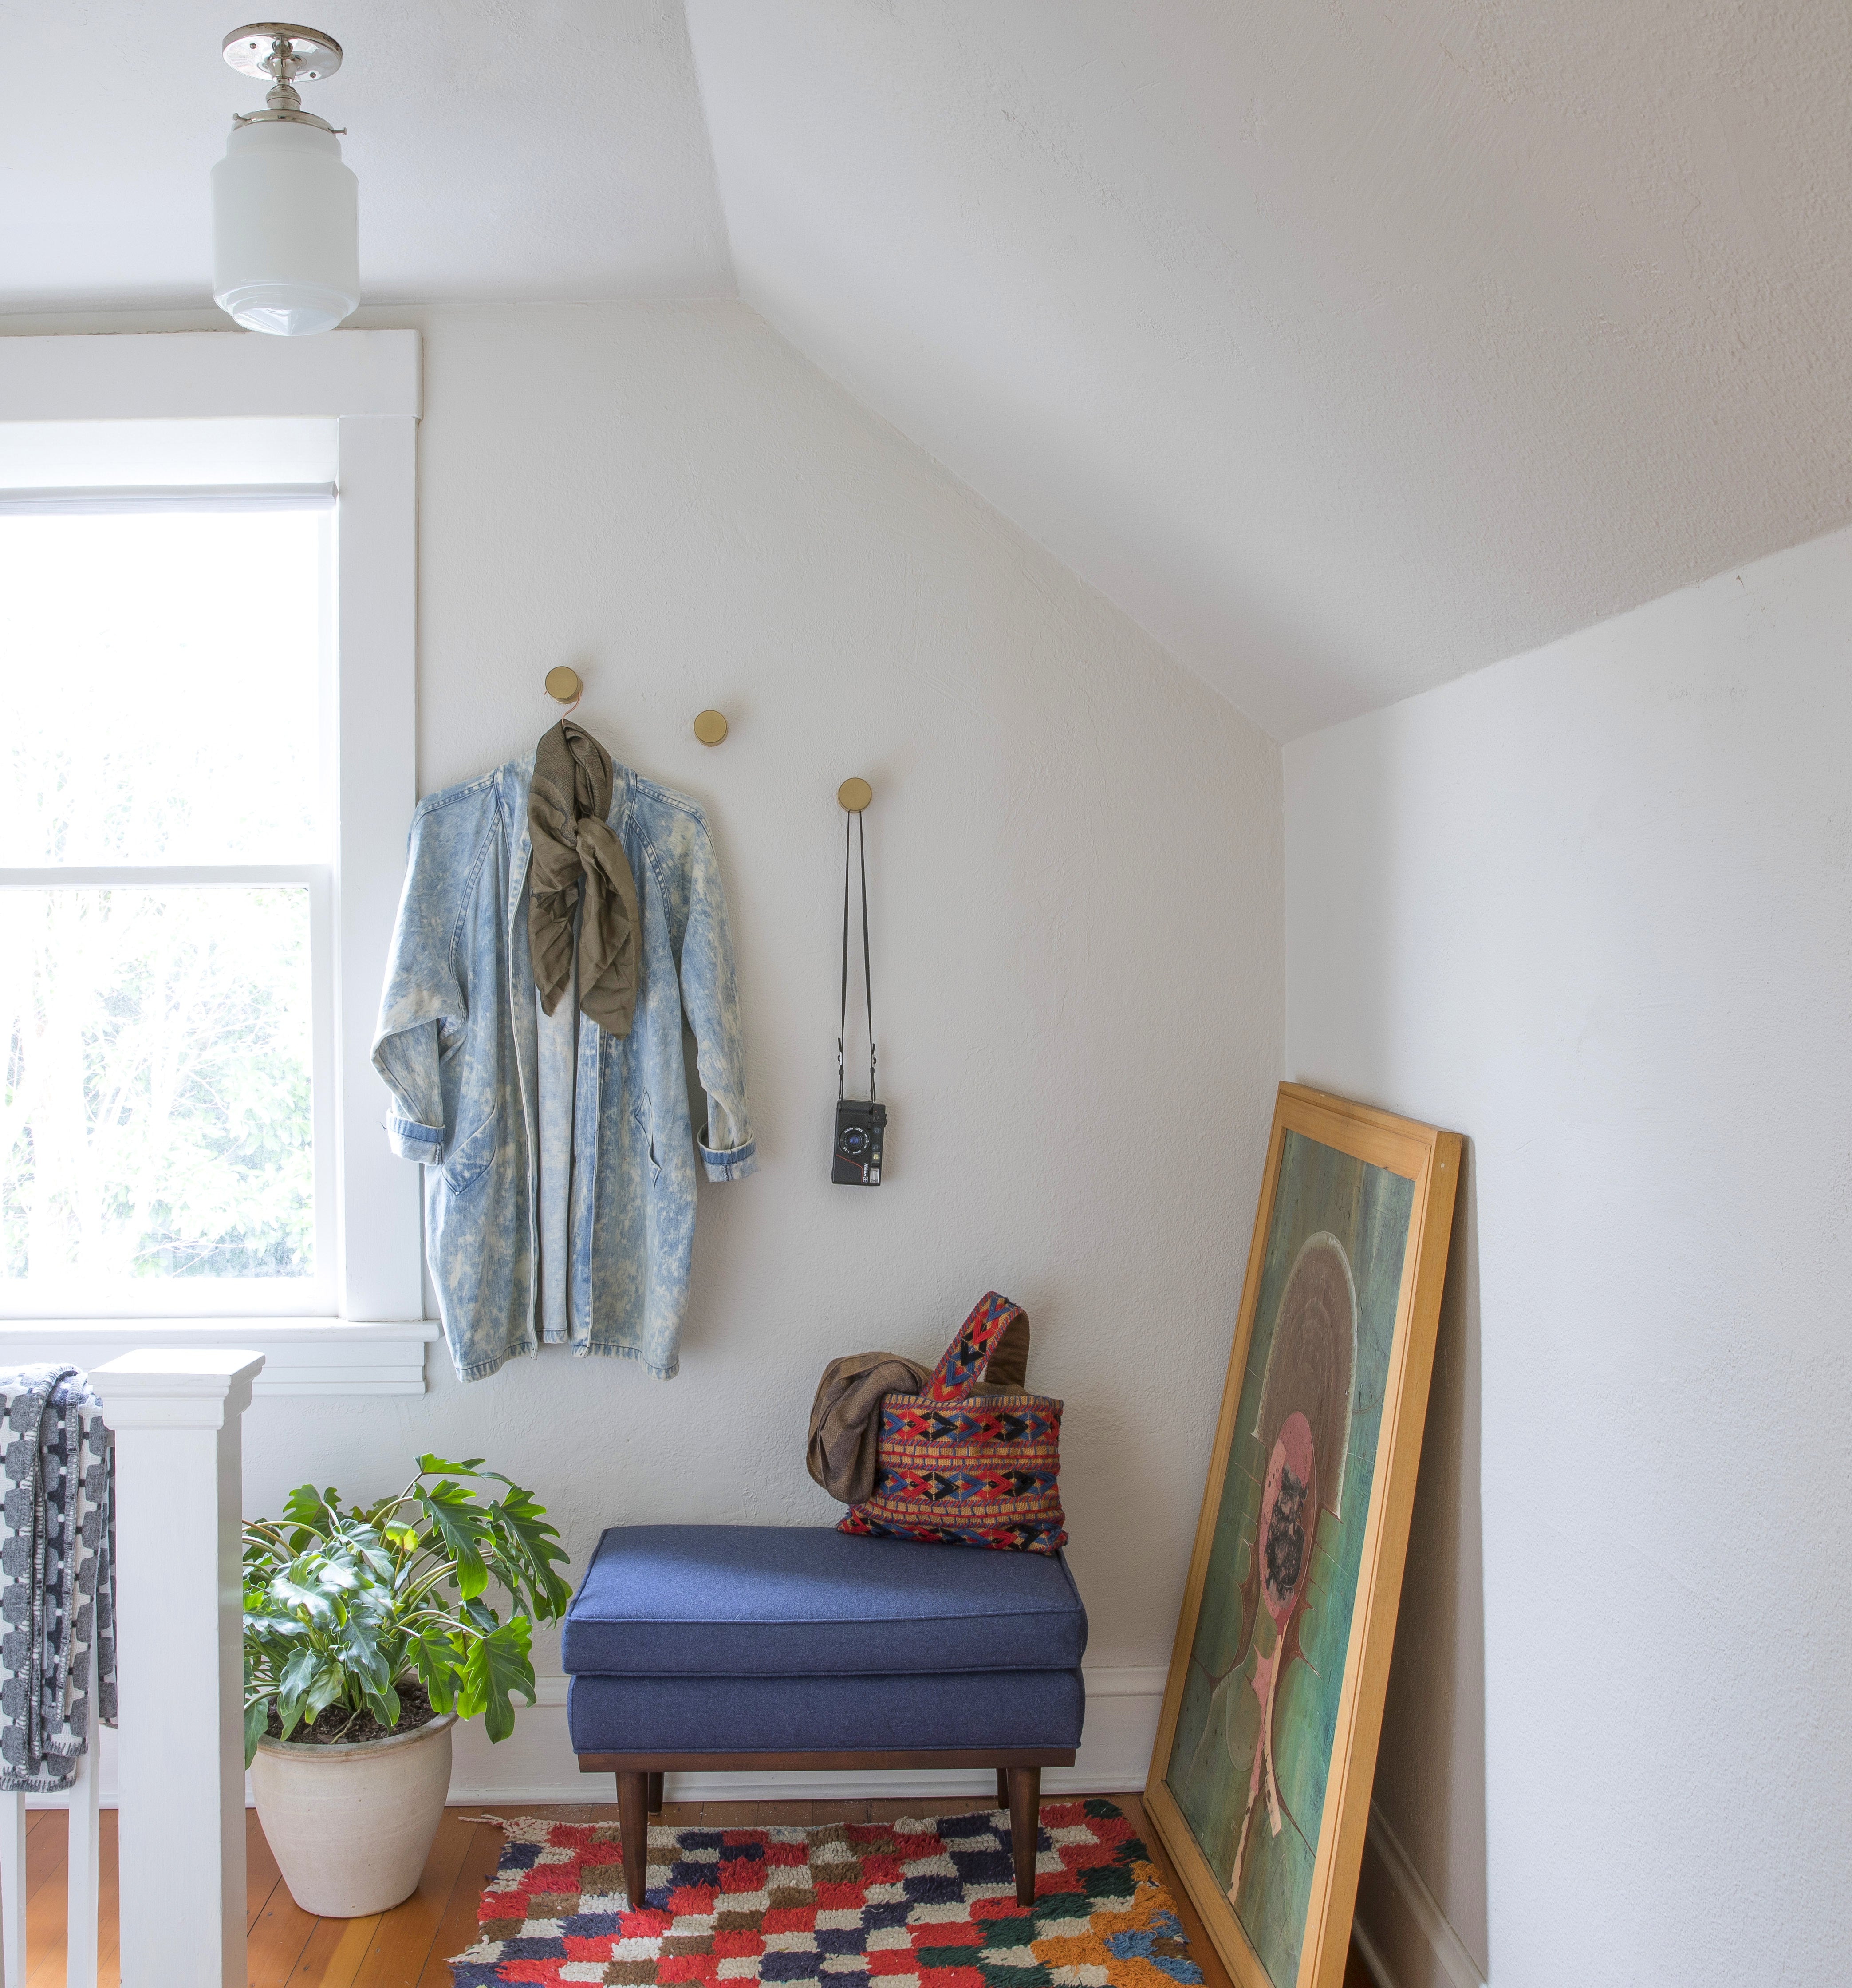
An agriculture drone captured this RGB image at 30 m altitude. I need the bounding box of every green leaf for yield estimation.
[304,1657,347,1723]
[415,1483,489,1601]
[281,1483,336,1534]
[269,1571,336,1624]
[276,1645,319,1738]
[244,1696,273,1769]
[410,1629,463,1716]
[460,1594,500,1634]
[415,1454,487,1477]
[461,1619,535,1744]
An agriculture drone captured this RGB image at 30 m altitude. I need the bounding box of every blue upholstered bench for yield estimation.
[563,1525,1088,1909]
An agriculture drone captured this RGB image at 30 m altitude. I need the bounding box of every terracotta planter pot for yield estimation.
[252,1712,458,1917]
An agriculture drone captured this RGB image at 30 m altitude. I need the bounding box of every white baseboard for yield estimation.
[445,1665,1170,1805]
[1352,1803,1486,1988]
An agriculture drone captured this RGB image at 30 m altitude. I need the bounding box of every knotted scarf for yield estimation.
[528,720,640,1037]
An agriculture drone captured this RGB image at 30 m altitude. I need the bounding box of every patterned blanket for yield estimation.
[0,1366,116,1792]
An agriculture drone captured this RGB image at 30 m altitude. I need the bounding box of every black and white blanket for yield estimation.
[0,1366,116,1792]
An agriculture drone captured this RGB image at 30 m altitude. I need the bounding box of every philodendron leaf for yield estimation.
[485,1488,573,1618]
[269,1574,335,1623]
[462,1618,536,1744]
[415,1454,487,1477]
[411,1629,463,1716]
[305,1658,348,1724]
[244,1696,273,1769]
[416,1484,489,1601]
[276,1645,319,1738]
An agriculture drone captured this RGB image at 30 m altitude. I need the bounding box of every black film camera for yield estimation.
[832,1097,887,1186]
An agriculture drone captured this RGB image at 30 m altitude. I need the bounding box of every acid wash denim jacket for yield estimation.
[371,754,755,1382]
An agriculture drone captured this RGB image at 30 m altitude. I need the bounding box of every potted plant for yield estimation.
[243,1452,572,1917]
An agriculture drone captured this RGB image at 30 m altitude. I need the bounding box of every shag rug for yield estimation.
[448,1799,1204,1987]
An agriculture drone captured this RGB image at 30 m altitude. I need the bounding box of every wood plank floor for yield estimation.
[16,1796,1379,1987]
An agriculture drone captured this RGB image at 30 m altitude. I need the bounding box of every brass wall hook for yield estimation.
[838,777,872,813]
[694,710,729,746]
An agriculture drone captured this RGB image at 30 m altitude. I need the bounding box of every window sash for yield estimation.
[0,864,338,1318]
[0,486,336,516]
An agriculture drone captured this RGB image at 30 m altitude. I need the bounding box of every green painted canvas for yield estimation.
[1165,1130,1414,1988]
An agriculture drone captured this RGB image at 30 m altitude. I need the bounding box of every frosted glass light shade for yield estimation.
[212,118,358,337]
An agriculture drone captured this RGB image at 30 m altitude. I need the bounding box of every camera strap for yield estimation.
[839,808,876,1101]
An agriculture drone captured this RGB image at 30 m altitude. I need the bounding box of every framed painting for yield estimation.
[1143,1083,1460,1988]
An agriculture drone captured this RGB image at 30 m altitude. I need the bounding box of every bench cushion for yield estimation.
[560,1524,1088,1677]
[567,1668,1084,1754]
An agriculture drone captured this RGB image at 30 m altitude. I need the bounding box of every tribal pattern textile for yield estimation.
[0,1366,116,1792]
[449,1799,1203,1988]
[837,1392,1066,1555]
[841,1293,1065,1554]
[922,1295,1028,1401]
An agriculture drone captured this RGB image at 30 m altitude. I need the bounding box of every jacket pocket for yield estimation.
[443,1116,497,1199]
[631,1095,662,1186]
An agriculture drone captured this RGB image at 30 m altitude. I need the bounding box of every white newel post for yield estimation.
[93,1350,264,1988]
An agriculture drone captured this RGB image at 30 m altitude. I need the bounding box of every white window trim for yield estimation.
[0,330,427,1392]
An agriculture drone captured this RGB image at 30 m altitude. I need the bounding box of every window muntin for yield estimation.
[0,500,334,1314]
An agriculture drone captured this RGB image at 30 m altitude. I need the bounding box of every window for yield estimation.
[1,491,335,1313]
[0,335,426,1370]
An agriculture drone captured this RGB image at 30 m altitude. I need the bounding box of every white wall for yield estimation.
[227,303,1282,1768]
[1285,530,1852,1987]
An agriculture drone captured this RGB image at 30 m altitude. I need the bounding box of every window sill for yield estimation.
[0,1318,437,1396]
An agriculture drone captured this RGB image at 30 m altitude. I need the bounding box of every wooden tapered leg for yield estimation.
[996,1769,1010,1810]
[1006,1765,1041,1906]
[648,1772,665,1814]
[618,1770,650,1909]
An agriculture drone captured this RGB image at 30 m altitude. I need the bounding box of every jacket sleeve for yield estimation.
[680,817,757,1182]
[370,800,472,1164]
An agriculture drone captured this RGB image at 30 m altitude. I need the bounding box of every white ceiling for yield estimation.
[7,2,1851,738]
[0,2,731,308]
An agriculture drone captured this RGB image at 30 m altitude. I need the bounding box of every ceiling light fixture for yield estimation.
[212,23,359,337]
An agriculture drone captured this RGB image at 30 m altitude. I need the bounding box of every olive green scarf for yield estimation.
[528,720,639,1037]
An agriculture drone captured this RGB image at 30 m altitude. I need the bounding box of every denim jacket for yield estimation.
[372,755,755,1381]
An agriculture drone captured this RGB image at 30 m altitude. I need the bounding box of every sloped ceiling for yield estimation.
[685,0,1852,737]
[6,3,1851,737]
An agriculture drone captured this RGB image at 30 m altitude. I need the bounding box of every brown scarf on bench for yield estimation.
[528,720,640,1037]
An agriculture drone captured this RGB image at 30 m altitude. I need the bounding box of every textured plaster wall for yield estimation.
[231,300,1284,1676]
[1284,529,1852,1986]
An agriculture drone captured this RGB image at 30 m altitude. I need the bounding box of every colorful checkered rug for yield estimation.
[447,1799,1204,1987]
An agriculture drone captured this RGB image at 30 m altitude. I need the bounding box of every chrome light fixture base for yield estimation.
[223,24,344,131]
[222,23,342,82]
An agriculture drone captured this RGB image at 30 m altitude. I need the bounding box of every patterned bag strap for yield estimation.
[923,1293,1029,1400]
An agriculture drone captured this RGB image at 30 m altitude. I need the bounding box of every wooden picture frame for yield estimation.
[1142,1083,1460,1988]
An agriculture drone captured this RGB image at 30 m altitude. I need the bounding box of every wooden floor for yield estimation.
[13,1795,1379,1987]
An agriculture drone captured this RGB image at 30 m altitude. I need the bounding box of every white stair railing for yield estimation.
[87,1349,265,1988]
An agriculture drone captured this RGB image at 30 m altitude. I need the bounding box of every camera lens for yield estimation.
[839,1124,870,1157]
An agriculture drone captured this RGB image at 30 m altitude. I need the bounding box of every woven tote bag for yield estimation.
[838,1292,1068,1554]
